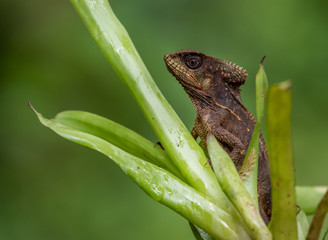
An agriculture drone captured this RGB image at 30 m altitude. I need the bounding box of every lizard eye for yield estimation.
[183,54,203,69]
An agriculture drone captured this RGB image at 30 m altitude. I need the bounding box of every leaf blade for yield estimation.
[297,210,309,240]
[239,60,269,206]
[207,134,271,240]
[32,106,251,240]
[54,110,182,178]
[256,57,269,123]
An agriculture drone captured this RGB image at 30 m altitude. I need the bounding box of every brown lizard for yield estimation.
[164,49,271,224]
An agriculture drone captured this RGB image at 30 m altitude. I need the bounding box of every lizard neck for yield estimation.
[181,82,213,110]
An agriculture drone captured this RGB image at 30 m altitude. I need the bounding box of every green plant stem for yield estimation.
[69,0,225,206]
[267,81,297,240]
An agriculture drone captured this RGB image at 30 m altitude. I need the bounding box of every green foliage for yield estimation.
[296,210,309,240]
[30,105,250,239]
[296,186,328,215]
[52,110,182,178]
[207,134,271,239]
[29,0,327,239]
[70,0,224,207]
[239,59,269,206]
[267,81,297,239]
[255,57,269,123]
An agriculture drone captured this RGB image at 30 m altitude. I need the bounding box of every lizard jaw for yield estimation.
[164,53,202,89]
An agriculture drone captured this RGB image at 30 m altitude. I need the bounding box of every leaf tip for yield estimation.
[278,80,292,91]
[260,56,266,66]
[28,102,45,124]
[206,134,217,148]
[28,101,37,113]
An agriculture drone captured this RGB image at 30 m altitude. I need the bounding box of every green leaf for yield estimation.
[189,223,215,240]
[207,134,271,240]
[31,106,251,240]
[296,186,328,215]
[70,0,224,206]
[239,59,268,205]
[256,57,269,123]
[239,123,260,207]
[267,80,297,240]
[296,210,309,240]
[307,190,328,240]
[54,110,182,179]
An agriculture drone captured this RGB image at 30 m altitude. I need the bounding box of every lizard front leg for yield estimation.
[210,126,246,169]
[192,114,246,169]
[196,111,247,169]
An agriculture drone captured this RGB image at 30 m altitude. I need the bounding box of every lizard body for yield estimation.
[164,49,271,224]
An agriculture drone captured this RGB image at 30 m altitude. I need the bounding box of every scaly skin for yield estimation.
[164,49,271,224]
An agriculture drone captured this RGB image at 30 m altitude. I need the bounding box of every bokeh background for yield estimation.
[1,0,327,239]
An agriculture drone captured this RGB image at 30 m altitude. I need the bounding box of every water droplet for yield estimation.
[88,0,96,9]
[148,185,164,202]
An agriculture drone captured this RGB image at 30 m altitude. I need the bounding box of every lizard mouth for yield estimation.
[164,54,178,74]
[164,54,176,75]
[164,54,202,89]
[164,54,185,81]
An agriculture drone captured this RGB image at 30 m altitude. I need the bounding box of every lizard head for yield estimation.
[164,49,248,91]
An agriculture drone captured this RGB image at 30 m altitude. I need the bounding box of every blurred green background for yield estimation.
[1,0,327,239]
